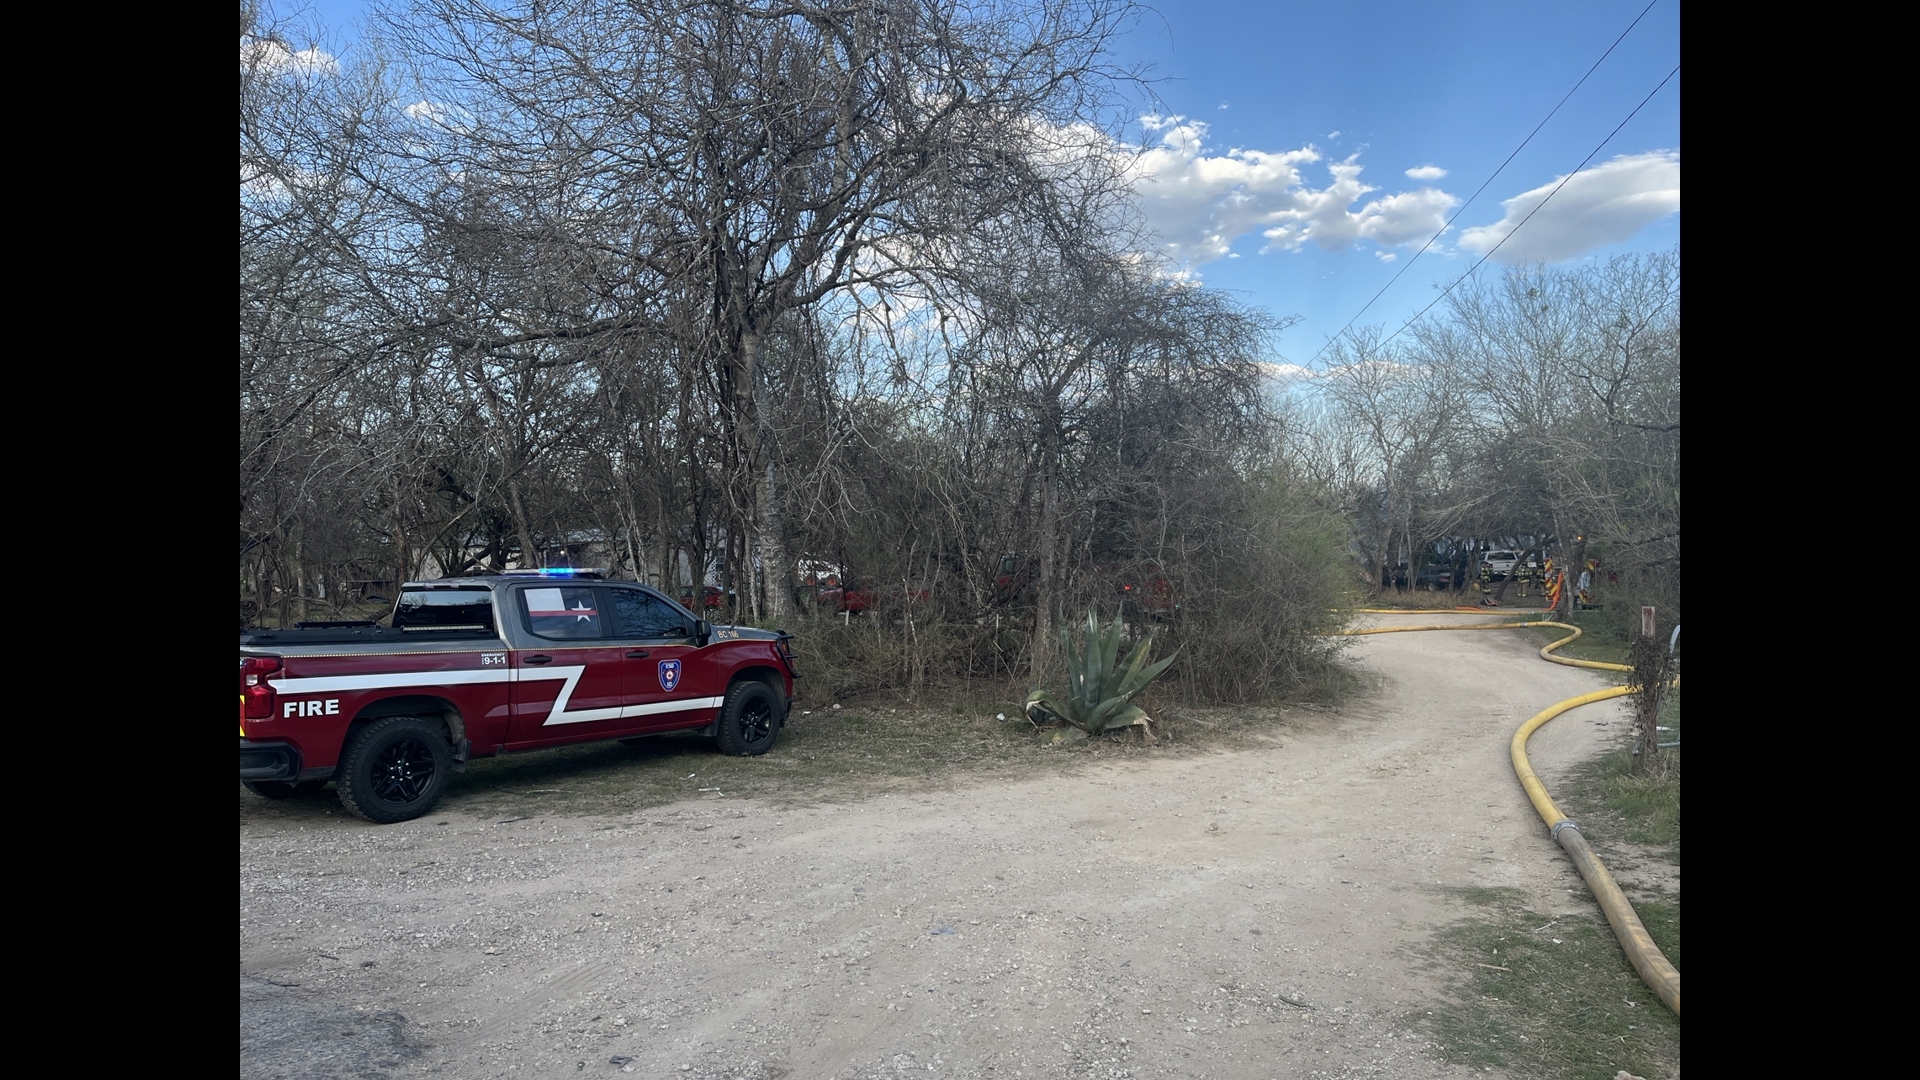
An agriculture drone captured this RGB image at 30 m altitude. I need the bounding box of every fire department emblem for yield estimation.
[658,659,682,692]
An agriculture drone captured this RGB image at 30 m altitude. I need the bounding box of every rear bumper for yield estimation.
[239,739,302,782]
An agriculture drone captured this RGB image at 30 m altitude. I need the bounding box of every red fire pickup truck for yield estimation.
[238,571,799,823]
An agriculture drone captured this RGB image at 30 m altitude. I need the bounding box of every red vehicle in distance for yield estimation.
[992,554,1178,620]
[679,585,726,612]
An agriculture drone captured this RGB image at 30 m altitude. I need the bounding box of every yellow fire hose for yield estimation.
[1336,612,1682,1016]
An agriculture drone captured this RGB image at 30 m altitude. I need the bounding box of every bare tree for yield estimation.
[238,1,1380,707]
[372,0,1144,618]
[1434,253,1680,608]
[1313,328,1461,593]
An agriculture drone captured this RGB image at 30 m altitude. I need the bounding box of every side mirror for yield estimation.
[695,619,711,643]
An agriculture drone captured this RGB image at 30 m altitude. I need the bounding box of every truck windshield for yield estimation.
[393,589,496,631]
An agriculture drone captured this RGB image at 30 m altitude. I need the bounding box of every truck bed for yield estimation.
[239,625,499,648]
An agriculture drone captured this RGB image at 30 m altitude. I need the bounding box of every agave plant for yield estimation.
[1026,609,1180,735]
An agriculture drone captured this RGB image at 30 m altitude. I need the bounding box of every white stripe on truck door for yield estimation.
[274,667,722,727]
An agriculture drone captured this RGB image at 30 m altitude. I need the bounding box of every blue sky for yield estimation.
[1102,0,1680,365]
[271,1,1681,366]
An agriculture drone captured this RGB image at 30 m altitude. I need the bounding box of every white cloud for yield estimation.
[1326,130,1341,139]
[1323,358,1428,383]
[1405,165,1448,180]
[404,100,477,133]
[240,165,286,203]
[241,161,336,208]
[1124,116,1458,266]
[1375,251,1397,262]
[1259,163,1457,253]
[1458,151,1679,263]
[240,38,337,77]
[1218,102,1230,110]
[1259,361,1313,385]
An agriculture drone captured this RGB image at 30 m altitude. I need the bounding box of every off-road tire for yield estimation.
[335,716,452,824]
[714,680,783,756]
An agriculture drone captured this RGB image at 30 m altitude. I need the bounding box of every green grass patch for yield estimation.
[1576,750,1681,859]
[1565,692,1681,862]
[1525,621,1632,666]
[1633,897,1680,972]
[1413,888,1679,1080]
[1414,690,1680,1078]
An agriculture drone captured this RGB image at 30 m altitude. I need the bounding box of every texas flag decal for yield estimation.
[658,659,682,692]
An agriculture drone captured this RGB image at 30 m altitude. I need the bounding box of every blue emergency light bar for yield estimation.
[498,568,608,579]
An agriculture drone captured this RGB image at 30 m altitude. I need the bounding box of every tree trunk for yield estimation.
[747,532,761,622]
[736,525,748,622]
[1374,523,1395,595]
[1402,519,1413,593]
[747,344,795,622]
[689,495,709,603]
[392,499,412,595]
[1030,422,1061,682]
[657,500,675,591]
[291,525,309,623]
[1629,624,1668,772]
[1560,532,1587,621]
[254,552,272,626]
[724,522,740,624]
[507,476,538,570]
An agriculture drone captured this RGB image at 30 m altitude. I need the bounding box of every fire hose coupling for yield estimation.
[1549,819,1582,841]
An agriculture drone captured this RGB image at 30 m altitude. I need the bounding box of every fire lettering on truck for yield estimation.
[282,699,342,718]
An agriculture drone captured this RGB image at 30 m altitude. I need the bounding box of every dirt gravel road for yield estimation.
[241,612,1631,1079]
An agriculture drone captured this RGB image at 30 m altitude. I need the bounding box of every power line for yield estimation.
[1374,63,1680,351]
[1307,0,1663,366]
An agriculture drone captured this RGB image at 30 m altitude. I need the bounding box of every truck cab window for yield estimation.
[610,588,692,640]
[522,586,602,640]
[392,589,496,631]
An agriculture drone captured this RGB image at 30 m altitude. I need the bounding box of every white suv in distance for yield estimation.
[1480,551,1519,580]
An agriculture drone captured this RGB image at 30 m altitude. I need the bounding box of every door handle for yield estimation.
[625,650,651,659]
[523,655,553,665]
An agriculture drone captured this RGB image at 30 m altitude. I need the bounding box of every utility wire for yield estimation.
[1308,0,1664,365]
[1375,63,1680,351]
